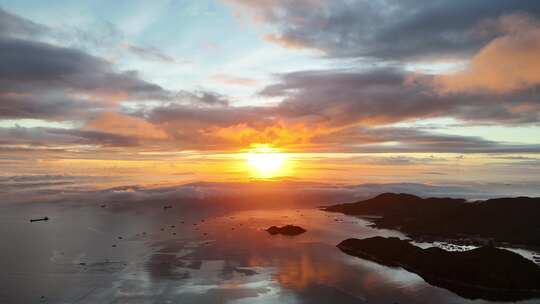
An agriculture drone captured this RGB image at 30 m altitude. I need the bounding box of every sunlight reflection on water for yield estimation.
[1,201,539,304]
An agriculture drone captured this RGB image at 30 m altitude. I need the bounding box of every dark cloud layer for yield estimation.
[0,127,138,147]
[175,90,230,107]
[0,8,173,123]
[1,4,539,155]
[0,8,47,38]
[312,126,540,153]
[227,0,540,60]
[0,37,171,100]
[138,66,540,152]
[135,64,540,151]
[0,93,89,119]
[263,68,540,126]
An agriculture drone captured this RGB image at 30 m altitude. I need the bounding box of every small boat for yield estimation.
[30,217,49,222]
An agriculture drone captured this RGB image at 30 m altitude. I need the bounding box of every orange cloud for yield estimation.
[209,123,315,149]
[263,33,310,50]
[508,102,540,114]
[436,14,540,94]
[86,112,168,140]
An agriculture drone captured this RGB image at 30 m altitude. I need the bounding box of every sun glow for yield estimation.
[245,145,289,178]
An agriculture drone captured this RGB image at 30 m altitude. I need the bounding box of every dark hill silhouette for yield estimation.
[325,193,540,247]
[337,237,540,301]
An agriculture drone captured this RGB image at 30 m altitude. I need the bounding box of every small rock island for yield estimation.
[337,236,540,301]
[266,225,306,236]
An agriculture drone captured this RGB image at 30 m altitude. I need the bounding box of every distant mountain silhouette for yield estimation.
[338,237,540,301]
[325,193,540,247]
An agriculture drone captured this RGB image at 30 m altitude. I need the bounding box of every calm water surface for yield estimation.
[1,200,539,304]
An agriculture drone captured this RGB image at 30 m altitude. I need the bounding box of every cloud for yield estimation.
[0,38,171,100]
[211,74,258,86]
[0,8,48,39]
[224,0,540,61]
[86,112,168,140]
[0,126,138,148]
[0,37,173,122]
[135,65,540,152]
[0,92,92,119]
[262,68,540,127]
[264,68,423,126]
[263,33,308,50]
[122,43,180,63]
[1,5,539,156]
[436,13,540,93]
[0,8,174,123]
[2,177,538,207]
[311,126,540,153]
[144,104,261,129]
[124,65,540,152]
[2,59,537,153]
[175,90,231,107]
[141,104,274,149]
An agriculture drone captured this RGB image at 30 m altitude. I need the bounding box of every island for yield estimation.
[338,236,540,301]
[266,225,306,236]
[325,193,540,248]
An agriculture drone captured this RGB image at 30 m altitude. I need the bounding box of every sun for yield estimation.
[245,145,289,179]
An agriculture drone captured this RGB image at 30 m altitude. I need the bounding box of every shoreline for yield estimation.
[338,242,540,301]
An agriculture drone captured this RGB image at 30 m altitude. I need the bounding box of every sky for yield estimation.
[1,0,540,190]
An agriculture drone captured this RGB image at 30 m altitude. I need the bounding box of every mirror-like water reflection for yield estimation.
[1,201,539,304]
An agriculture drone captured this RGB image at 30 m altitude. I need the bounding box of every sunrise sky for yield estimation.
[1,0,540,188]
